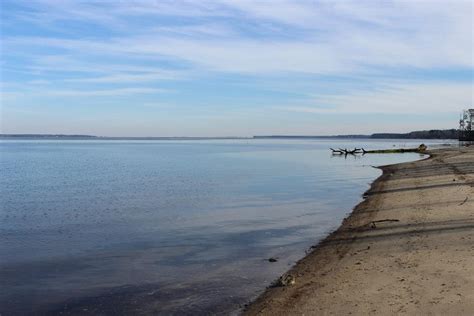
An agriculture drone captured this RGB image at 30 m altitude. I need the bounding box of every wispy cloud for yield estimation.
[4,0,472,75]
[276,82,473,114]
[65,72,182,84]
[45,87,170,97]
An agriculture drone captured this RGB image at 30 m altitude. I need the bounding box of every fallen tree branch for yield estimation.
[330,148,344,154]
[331,144,428,155]
[370,219,400,228]
[459,197,469,206]
[362,144,428,154]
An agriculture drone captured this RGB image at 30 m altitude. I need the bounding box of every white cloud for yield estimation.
[46,87,169,97]
[277,82,474,114]
[65,72,182,83]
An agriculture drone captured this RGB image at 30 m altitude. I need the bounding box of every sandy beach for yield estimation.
[245,146,474,315]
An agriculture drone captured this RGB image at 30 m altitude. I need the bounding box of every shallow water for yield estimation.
[0,139,452,314]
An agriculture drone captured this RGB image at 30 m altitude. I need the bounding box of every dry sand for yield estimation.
[245,146,474,315]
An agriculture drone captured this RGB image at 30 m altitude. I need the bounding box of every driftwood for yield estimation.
[362,148,424,154]
[330,148,344,154]
[330,148,363,155]
[370,219,399,229]
[331,144,427,156]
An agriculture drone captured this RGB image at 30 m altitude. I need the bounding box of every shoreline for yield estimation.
[245,146,474,315]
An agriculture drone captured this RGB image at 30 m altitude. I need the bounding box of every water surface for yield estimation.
[0,139,450,314]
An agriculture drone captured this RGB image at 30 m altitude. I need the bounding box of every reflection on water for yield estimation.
[0,139,449,314]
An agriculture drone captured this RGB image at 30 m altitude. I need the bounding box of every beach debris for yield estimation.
[276,273,296,287]
[330,144,428,155]
[459,197,469,206]
[305,244,319,254]
[268,257,278,263]
[418,144,427,152]
[330,148,363,155]
[370,219,399,229]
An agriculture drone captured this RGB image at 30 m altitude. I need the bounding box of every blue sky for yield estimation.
[1,0,473,136]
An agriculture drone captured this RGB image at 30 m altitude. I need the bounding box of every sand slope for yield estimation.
[245,147,474,315]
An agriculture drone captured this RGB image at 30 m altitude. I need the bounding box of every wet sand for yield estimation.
[245,146,474,315]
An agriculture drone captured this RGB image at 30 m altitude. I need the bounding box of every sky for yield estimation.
[1,0,473,137]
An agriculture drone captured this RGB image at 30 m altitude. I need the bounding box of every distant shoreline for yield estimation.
[0,129,460,140]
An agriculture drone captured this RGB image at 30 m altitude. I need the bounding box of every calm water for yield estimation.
[0,139,450,314]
